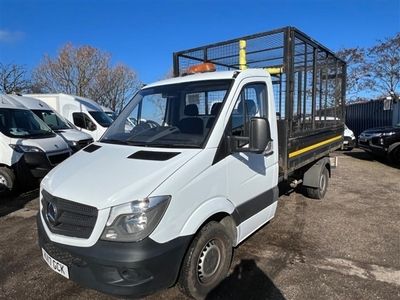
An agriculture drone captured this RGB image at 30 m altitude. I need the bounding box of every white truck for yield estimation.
[0,95,71,193]
[37,27,346,299]
[8,95,93,152]
[26,93,113,140]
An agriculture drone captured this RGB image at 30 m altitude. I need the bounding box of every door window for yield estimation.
[72,112,96,131]
[229,83,267,146]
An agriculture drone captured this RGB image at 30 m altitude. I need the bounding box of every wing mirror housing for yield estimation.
[229,117,272,154]
[249,117,272,154]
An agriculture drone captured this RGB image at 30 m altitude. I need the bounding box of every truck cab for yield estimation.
[0,95,71,193]
[37,27,345,299]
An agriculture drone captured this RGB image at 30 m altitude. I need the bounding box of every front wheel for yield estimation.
[389,146,400,166]
[305,167,329,199]
[178,221,232,299]
[0,167,16,194]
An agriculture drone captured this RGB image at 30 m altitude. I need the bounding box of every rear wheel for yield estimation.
[0,167,15,194]
[178,221,232,299]
[305,167,329,199]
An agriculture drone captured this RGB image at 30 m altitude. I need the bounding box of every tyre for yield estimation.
[0,167,16,194]
[178,221,233,299]
[389,146,400,166]
[305,167,329,199]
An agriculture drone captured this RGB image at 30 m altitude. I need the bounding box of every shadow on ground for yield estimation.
[0,188,39,217]
[343,149,400,170]
[207,259,285,300]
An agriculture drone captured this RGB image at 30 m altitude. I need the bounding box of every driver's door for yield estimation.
[225,81,278,242]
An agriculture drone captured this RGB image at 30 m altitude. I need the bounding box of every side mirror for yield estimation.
[249,117,272,154]
[87,121,97,131]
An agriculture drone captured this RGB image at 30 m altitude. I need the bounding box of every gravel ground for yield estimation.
[0,149,399,300]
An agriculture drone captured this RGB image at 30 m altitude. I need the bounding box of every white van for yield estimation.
[101,106,116,121]
[36,28,345,299]
[26,93,113,140]
[0,95,71,193]
[8,95,93,152]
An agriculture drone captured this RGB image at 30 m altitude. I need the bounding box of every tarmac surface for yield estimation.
[0,149,399,299]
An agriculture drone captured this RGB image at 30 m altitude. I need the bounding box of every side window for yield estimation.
[73,113,96,131]
[230,83,267,143]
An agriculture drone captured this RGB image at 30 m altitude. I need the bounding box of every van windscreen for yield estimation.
[33,110,71,131]
[101,79,232,148]
[0,108,55,138]
[89,111,113,127]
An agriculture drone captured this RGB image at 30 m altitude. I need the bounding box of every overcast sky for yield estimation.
[0,0,399,83]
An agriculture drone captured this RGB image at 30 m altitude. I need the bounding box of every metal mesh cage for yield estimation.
[173,27,346,137]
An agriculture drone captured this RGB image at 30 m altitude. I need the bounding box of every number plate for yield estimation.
[42,248,69,279]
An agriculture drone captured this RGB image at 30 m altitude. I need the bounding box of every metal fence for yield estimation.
[345,99,398,138]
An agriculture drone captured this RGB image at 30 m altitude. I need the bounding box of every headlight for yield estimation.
[381,132,395,136]
[101,195,171,242]
[67,140,78,147]
[9,144,43,153]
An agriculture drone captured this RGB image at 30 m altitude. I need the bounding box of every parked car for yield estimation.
[0,95,71,193]
[8,95,93,152]
[342,124,355,150]
[358,123,400,164]
[26,93,113,140]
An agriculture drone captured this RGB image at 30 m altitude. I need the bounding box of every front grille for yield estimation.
[41,190,98,239]
[78,139,93,149]
[48,152,70,165]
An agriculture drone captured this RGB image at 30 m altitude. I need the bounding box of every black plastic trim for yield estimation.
[83,144,102,153]
[128,151,180,161]
[37,214,192,297]
[232,187,278,225]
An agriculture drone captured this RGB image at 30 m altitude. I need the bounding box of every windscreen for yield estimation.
[101,80,232,148]
[0,108,55,138]
[33,110,71,131]
[88,111,113,127]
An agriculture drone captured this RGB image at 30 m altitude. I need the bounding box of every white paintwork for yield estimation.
[344,124,355,141]
[39,69,280,248]
[25,93,109,140]
[0,95,71,169]
[7,95,93,145]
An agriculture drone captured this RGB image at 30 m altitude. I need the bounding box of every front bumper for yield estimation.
[358,138,387,156]
[14,152,52,181]
[14,151,69,180]
[37,214,191,297]
[343,137,355,149]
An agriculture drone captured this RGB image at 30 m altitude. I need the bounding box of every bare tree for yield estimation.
[33,43,109,96]
[90,64,141,111]
[364,33,400,98]
[336,47,367,101]
[32,43,140,111]
[0,63,30,93]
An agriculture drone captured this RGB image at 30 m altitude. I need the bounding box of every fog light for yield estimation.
[104,229,118,240]
[119,268,153,283]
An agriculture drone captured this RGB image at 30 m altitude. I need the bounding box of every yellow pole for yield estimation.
[239,40,247,70]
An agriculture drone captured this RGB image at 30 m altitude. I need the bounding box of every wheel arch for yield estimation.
[179,197,238,246]
[302,157,331,188]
